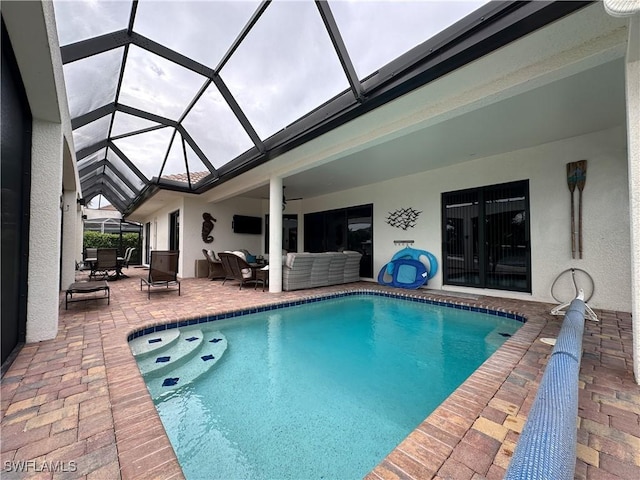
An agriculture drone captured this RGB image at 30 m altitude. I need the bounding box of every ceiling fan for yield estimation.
[281,186,303,210]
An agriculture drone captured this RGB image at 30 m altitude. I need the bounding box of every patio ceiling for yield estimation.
[55,0,590,214]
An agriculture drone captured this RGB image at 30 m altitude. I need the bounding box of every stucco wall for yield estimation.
[152,129,631,312]
[301,127,630,312]
[27,120,64,342]
[181,196,264,277]
[140,199,182,266]
[138,196,264,278]
[623,14,640,381]
[154,127,629,312]
[3,0,82,344]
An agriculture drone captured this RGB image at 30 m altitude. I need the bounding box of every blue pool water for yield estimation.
[143,295,522,480]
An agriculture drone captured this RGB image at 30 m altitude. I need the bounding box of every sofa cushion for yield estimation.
[282,253,314,290]
[281,252,361,291]
[326,252,347,284]
[343,251,362,283]
[310,254,332,287]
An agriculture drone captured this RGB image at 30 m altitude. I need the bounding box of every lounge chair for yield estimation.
[202,249,225,280]
[140,250,181,299]
[218,252,265,290]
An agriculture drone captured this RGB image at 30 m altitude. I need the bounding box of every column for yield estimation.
[625,15,640,383]
[269,176,283,292]
[27,120,63,342]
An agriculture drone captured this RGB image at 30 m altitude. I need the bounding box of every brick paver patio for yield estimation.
[1,268,638,479]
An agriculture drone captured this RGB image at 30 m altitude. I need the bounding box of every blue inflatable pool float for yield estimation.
[377,258,428,289]
[385,247,438,280]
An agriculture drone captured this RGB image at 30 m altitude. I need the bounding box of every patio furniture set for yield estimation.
[66,248,363,309]
[82,247,136,281]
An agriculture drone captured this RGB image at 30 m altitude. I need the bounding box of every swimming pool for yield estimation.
[132,293,522,479]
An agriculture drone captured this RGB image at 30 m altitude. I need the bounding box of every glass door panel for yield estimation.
[145,222,151,264]
[443,190,480,286]
[484,183,529,290]
[442,181,530,292]
[265,214,298,253]
[325,210,346,252]
[304,204,373,278]
[347,206,372,278]
[169,210,180,251]
[304,212,325,253]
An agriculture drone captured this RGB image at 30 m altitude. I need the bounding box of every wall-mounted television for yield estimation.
[232,215,262,235]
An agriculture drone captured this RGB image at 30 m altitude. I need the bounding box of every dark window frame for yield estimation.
[303,203,373,278]
[441,180,531,292]
[1,19,32,369]
[169,210,180,251]
[265,214,298,253]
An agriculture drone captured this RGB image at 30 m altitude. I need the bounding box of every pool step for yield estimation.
[136,330,205,377]
[129,329,181,358]
[140,330,228,400]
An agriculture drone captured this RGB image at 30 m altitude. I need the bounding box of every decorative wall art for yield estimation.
[202,213,217,243]
[566,160,587,259]
[386,208,422,230]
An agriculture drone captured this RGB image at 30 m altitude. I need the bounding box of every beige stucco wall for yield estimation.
[138,195,264,278]
[4,1,80,343]
[27,120,64,342]
[160,126,631,312]
[299,126,630,312]
[623,14,640,381]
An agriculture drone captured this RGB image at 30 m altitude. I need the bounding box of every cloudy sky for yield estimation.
[54,0,488,208]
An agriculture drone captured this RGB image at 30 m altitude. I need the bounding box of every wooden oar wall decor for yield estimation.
[566,160,588,259]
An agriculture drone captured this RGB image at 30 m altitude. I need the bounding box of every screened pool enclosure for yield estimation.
[53,0,586,215]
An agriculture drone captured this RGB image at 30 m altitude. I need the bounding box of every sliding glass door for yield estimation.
[304,204,373,278]
[442,180,530,292]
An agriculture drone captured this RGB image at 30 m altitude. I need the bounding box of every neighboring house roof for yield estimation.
[161,172,210,185]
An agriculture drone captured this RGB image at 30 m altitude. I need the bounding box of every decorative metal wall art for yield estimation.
[386,208,422,230]
[202,213,217,243]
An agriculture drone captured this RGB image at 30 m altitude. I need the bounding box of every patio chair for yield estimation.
[218,252,264,290]
[116,247,135,279]
[202,249,225,280]
[90,248,119,280]
[123,247,135,268]
[140,250,181,299]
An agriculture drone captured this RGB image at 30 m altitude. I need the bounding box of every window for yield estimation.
[442,180,530,292]
[144,222,151,263]
[265,214,298,253]
[304,204,373,278]
[169,210,180,251]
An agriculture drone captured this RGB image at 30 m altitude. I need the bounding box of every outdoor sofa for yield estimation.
[282,251,362,291]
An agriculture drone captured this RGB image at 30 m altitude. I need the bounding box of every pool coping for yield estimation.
[127,289,527,341]
[122,287,541,479]
[3,276,637,479]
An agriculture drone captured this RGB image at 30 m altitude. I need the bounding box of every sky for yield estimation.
[54,0,488,208]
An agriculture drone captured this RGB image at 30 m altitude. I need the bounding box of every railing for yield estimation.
[504,293,587,480]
